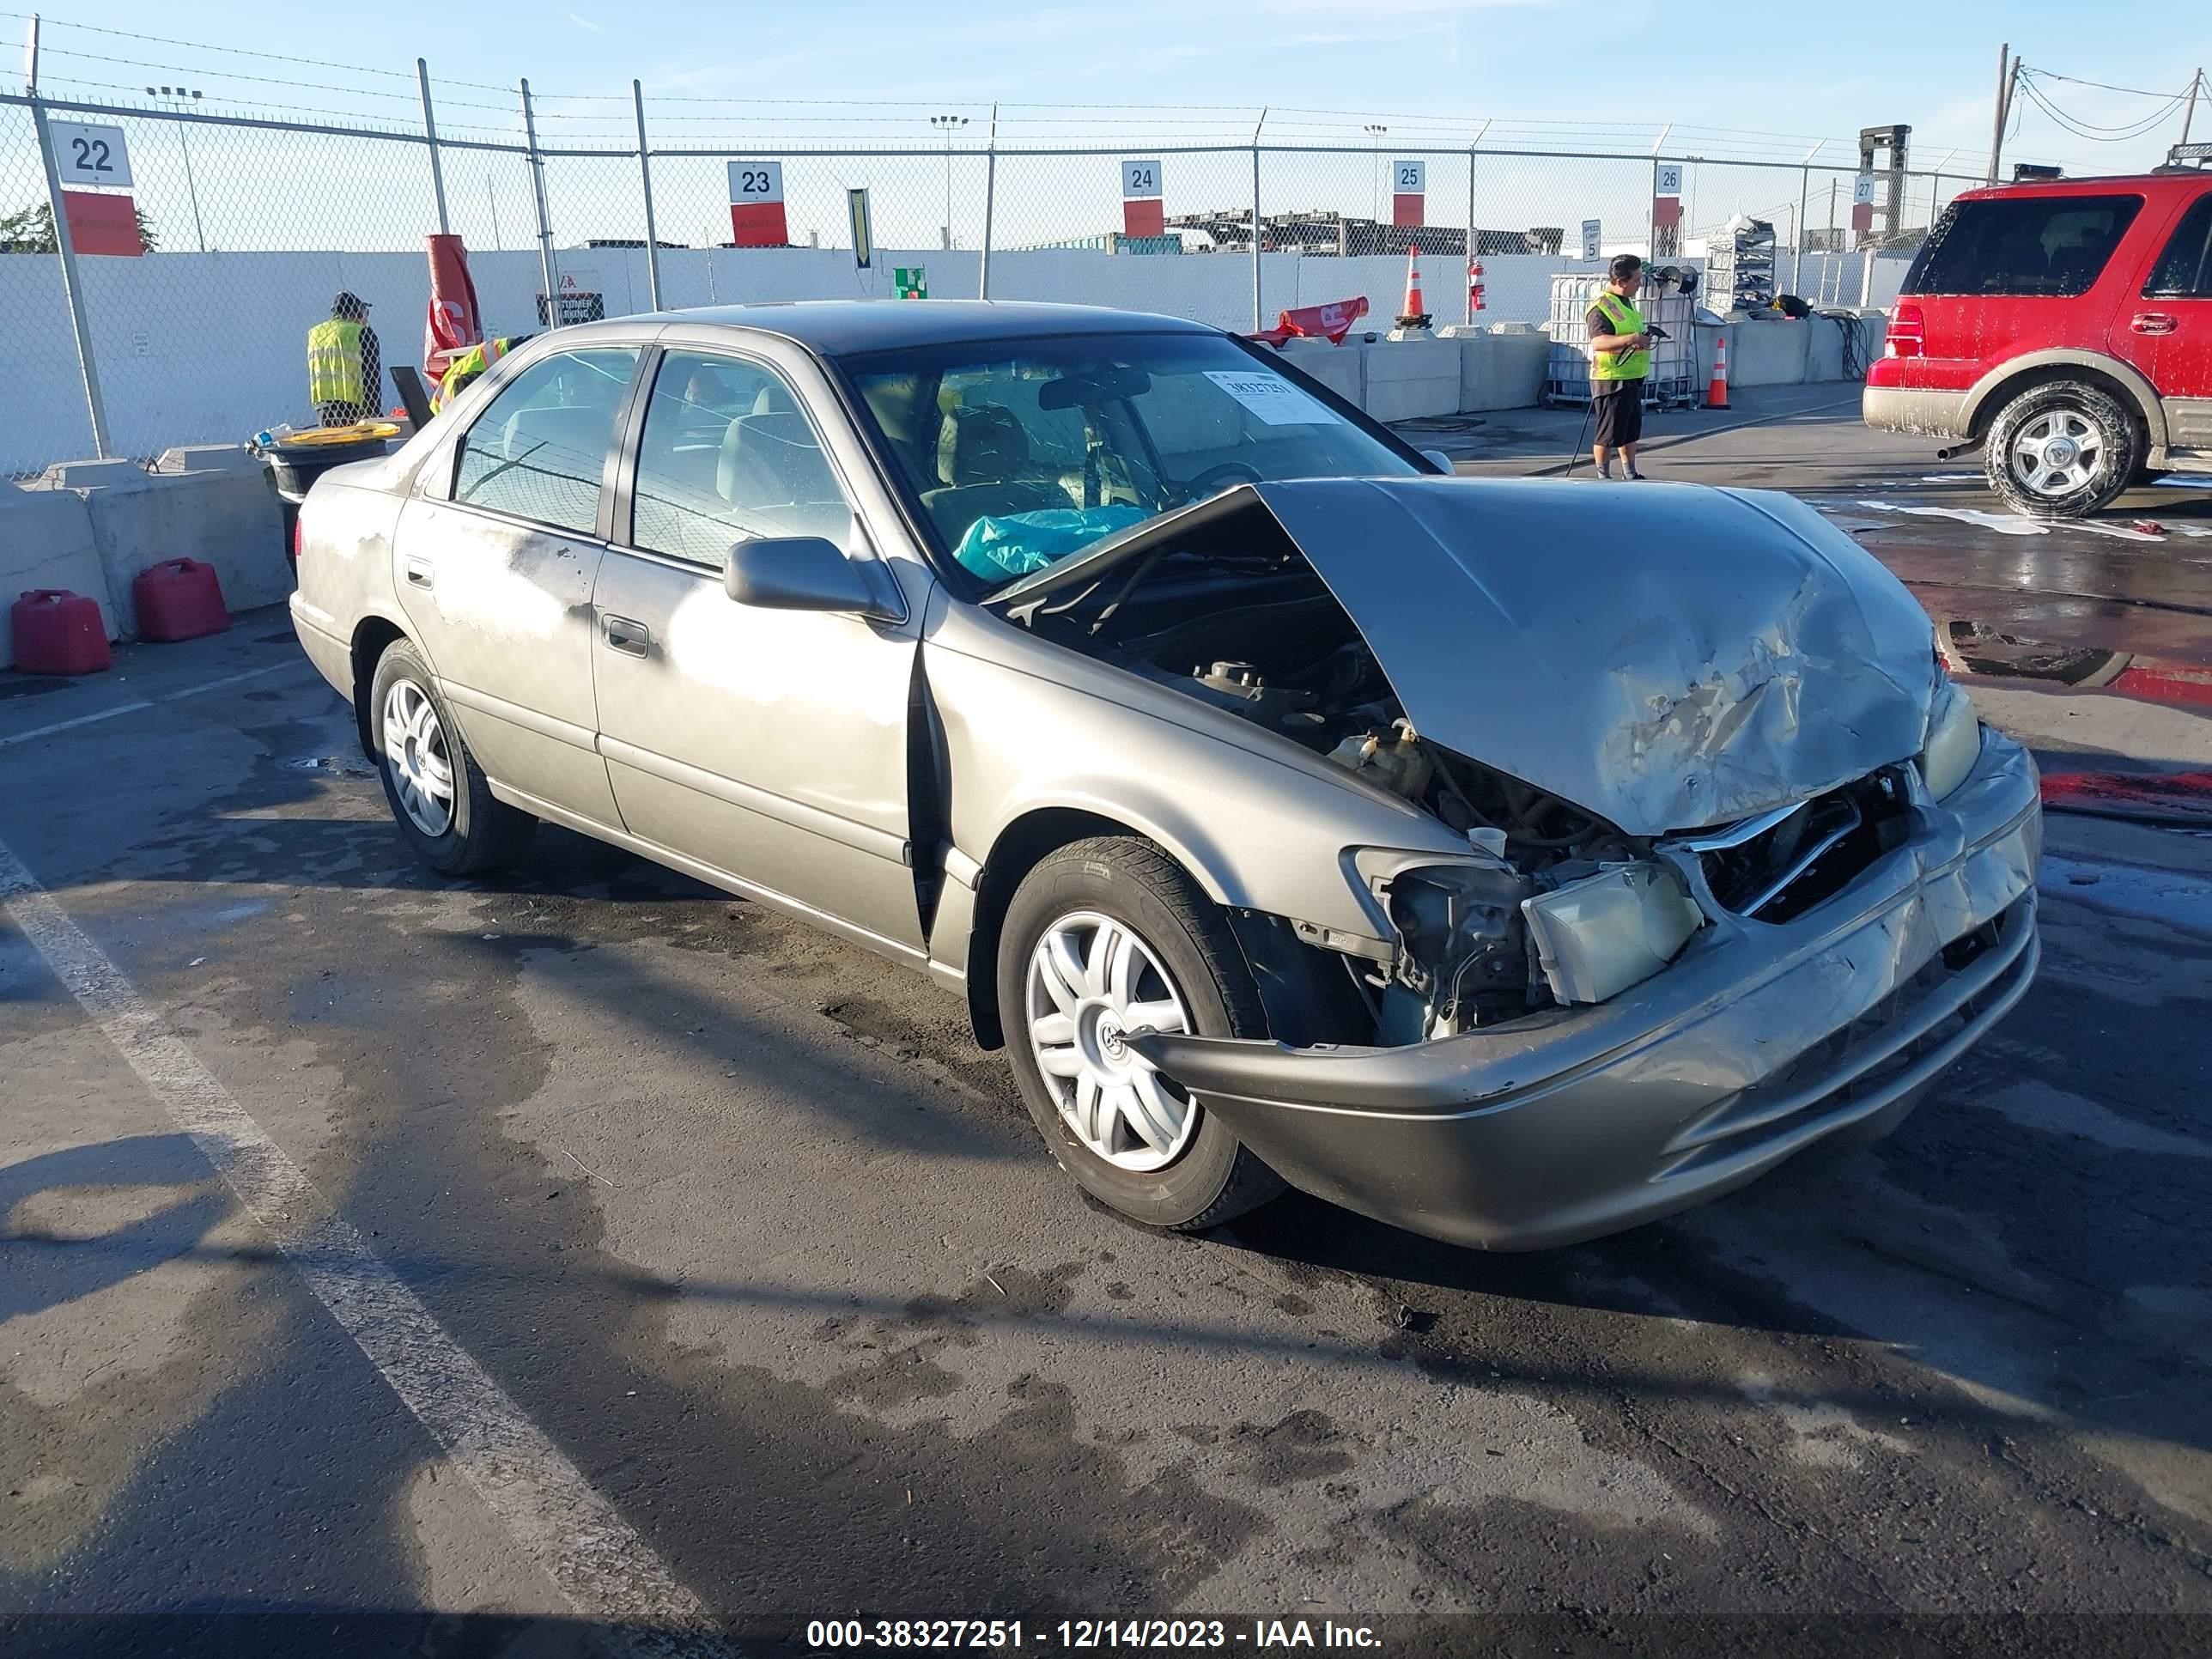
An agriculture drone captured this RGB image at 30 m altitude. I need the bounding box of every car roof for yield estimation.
[1959,171,2209,202]
[631,299,1219,356]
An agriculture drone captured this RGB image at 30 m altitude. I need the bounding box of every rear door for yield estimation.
[396,343,641,827]
[1899,188,2147,393]
[592,343,927,955]
[2108,186,2212,453]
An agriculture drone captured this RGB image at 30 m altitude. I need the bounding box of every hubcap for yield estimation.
[2009,409,2105,499]
[1024,910,1196,1172]
[380,678,455,838]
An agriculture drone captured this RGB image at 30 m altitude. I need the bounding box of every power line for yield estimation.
[2016,76,2189,143]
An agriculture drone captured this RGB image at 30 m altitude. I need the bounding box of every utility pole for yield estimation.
[2184,69,2203,148]
[146,86,207,252]
[929,113,966,251]
[1986,45,2021,185]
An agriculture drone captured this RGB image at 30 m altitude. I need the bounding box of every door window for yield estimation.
[2144,193,2212,298]
[629,350,853,565]
[453,348,640,535]
[1904,194,2144,297]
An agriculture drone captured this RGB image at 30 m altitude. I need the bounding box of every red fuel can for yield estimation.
[10,589,112,676]
[131,559,230,642]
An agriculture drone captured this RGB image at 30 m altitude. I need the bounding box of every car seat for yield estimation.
[717,410,851,542]
[921,405,1072,547]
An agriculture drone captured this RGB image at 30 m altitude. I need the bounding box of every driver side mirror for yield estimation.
[1420,447,1456,475]
[724,536,905,623]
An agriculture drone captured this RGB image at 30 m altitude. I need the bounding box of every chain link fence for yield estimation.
[2,86,1977,478]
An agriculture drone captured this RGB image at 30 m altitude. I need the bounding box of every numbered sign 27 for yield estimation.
[1850,171,1876,235]
[1391,158,1425,229]
[50,121,133,189]
[1121,159,1164,240]
[727,161,790,248]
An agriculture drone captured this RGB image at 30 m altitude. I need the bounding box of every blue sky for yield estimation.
[15,0,2209,172]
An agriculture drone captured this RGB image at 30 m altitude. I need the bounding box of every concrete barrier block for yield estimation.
[1360,337,1459,422]
[77,471,289,638]
[1,485,112,668]
[1277,338,1364,407]
[154,443,263,476]
[1460,331,1550,411]
[1805,318,1845,381]
[1728,319,1810,387]
[36,458,148,489]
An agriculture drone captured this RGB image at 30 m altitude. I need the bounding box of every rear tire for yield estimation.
[1984,380,2140,520]
[368,639,536,876]
[998,836,1285,1231]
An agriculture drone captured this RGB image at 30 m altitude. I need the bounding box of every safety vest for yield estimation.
[307,319,366,405]
[429,337,512,414]
[1589,290,1650,382]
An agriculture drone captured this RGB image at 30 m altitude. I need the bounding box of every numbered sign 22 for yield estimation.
[51,122,133,189]
[1391,158,1425,228]
[727,161,790,248]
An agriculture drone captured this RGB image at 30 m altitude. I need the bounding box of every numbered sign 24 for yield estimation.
[726,161,790,249]
[1391,158,1425,229]
[50,122,133,189]
[1121,159,1164,240]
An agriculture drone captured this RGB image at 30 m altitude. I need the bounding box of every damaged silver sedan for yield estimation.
[290,301,2041,1250]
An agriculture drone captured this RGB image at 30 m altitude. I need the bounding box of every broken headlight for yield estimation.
[1917,681,1982,801]
[1521,862,1703,1006]
[1351,852,1537,1036]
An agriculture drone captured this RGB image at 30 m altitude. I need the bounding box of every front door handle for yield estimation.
[601,614,651,657]
[2130,312,2179,336]
[404,556,434,589]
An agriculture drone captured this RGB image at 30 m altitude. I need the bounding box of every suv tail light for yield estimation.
[290,515,303,564]
[1887,301,1924,359]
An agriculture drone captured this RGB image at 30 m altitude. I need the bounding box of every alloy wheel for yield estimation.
[381,678,455,838]
[2008,408,2106,499]
[1024,909,1197,1172]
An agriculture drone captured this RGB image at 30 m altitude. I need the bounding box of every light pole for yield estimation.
[1363,123,1387,247]
[146,84,206,252]
[930,113,968,251]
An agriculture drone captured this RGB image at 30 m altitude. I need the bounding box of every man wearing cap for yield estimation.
[307,291,382,427]
[1584,254,1652,480]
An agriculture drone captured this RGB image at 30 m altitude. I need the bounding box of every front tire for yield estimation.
[998,836,1285,1231]
[368,640,536,876]
[1984,380,2140,520]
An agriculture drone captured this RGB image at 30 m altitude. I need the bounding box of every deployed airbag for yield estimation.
[952,504,1151,580]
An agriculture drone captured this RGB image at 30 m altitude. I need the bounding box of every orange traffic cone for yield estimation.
[1706,329,1730,409]
[1395,247,1431,329]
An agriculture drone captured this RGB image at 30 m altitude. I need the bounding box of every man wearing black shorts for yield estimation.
[1585,253,1652,479]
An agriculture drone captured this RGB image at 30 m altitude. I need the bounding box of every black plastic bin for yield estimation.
[259,430,393,559]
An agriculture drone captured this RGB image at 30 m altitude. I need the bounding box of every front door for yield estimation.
[2110,188,2212,453]
[591,347,925,954]
[395,344,641,827]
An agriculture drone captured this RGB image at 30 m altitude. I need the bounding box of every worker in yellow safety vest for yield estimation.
[429,335,534,415]
[306,292,381,427]
[1584,254,1653,480]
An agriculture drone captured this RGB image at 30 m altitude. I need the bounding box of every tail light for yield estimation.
[290,516,303,564]
[1887,301,1924,359]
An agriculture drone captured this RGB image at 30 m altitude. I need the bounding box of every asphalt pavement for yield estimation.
[3,398,2211,1657]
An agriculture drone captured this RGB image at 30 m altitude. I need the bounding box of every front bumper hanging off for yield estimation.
[1130,732,2044,1251]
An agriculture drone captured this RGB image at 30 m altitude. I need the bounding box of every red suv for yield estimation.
[1864,167,2211,518]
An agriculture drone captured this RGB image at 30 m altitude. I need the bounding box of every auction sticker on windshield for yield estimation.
[1203,370,1342,426]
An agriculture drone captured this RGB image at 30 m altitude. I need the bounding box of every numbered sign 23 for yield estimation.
[1391,158,1425,229]
[727,161,790,248]
[1121,159,1164,240]
[50,122,133,189]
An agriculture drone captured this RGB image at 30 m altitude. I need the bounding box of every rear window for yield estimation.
[1903,193,2144,297]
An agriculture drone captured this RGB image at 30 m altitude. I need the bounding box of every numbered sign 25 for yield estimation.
[51,122,133,189]
[726,161,786,205]
[1393,160,1425,194]
[1121,160,1163,200]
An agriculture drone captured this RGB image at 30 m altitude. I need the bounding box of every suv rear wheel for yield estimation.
[1984,379,2141,520]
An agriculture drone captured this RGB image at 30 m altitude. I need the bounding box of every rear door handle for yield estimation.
[404,556,434,589]
[2130,312,2178,336]
[601,614,651,657]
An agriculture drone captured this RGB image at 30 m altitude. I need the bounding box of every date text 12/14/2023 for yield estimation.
[803,1619,1384,1650]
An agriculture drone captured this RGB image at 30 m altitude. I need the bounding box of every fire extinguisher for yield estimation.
[1468,258,1486,313]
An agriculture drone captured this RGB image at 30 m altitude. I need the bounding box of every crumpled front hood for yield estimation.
[1246,477,1938,836]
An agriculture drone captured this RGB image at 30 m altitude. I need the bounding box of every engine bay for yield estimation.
[1003,526,1668,1043]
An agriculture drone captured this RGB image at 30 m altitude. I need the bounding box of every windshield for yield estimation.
[836,331,1423,588]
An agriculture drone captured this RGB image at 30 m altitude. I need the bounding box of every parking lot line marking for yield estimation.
[0,661,316,749]
[0,836,738,1657]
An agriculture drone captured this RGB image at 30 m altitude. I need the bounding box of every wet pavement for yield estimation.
[4,400,2212,1656]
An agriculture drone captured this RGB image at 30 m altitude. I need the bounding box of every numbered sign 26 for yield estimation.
[727,161,790,248]
[50,122,133,189]
[1391,158,1425,229]
[1654,163,1683,198]
[1121,159,1164,240]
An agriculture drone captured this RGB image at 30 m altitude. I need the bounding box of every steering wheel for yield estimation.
[1177,460,1265,504]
